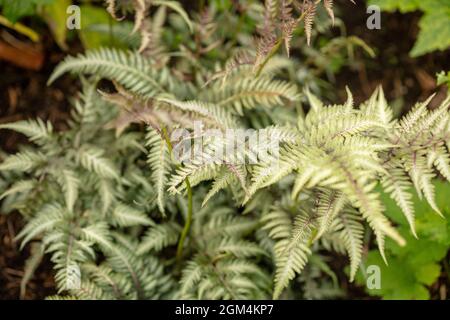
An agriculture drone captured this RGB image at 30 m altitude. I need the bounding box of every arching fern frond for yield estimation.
[0,119,53,145]
[201,75,300,115]
[137,222,180,255]
[77,147,120,180]
[177,201,270,299]
[48,48,173,99]
[333,209,364,281]
[111,203,154,227]
[0,150,46,172]
[146,128,171,215]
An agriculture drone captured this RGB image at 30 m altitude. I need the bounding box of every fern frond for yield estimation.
[168,162,221,194]
[303,0,317,46]
[70,280,115,300]
[82,263,129,299]
[210,238,265,258]
[106,243,172,299]
[261,208,292,240]
[430,145,450,182]
[200,214,258,240]
[16,203,67,249]
[335,209,363,281]
[337,161,405,247]
[146,128,171,215]
[362,86,394,126]
[20,243,44,299]
[152,0,193,33]
[112,203,154,227]
[202,76,299,115]
[273,239,311,299]
[202,170,235,207]
[97,178,116,214]
[323,0,335,25]
[56,169,80,213]
[137,222,180,254]
[397,95,434,134]
[180,259,204,297]
[77,147,120,180]
[80,223,114,251]
[246,146,299,201]
[261,203,314,299]
[381,163,416,236]
[265,0,280,21]
[158,98,238,129]
[304,88,324,112]
[315,189,346,239]
[0,119,53,145]
[105,0,121,20]
[419,168,441,216]
[0,179,35,200]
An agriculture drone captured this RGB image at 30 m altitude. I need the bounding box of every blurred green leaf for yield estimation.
[0,0,53,22]
[368,0,422,13]
[41,0,71,50]
[79,5,116,49]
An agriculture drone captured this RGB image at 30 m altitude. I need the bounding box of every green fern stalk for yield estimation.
[161,127,193,263]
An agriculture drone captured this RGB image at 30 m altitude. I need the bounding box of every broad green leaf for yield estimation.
[414,263,441,286]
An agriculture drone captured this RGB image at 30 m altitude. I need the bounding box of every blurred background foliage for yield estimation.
[355,181,450,299]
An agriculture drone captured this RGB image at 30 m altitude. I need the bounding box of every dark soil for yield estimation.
[335,5,450,108]
[0,213,56,299]
[0,31,78,300]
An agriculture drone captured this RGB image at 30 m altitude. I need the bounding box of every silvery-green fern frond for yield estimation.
[145,127,172,215]
[243,87,450,298]
[0,119,53,146]
[48,48,176,99]
[179,202,270,299]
